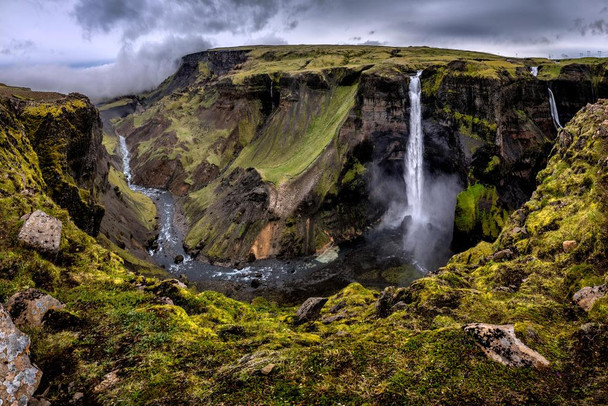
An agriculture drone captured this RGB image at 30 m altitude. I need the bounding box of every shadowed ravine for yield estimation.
[118,134,425,303]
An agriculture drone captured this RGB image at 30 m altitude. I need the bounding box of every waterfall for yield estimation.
[530,66,538,77]
[404,71,424,220]
[548,88,563,129]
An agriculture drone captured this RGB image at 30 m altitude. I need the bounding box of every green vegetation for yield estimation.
[98,97,132,111]
[233,84,358,185]
[0,85,607,404]
[454,183,508,240]
[107,167,156,230]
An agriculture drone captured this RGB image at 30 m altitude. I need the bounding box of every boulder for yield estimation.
[6,288,65,328]
[463,323,550,368]
[562,240,578,253]
[0,304,42,405]
[294,297,327,325]
[17,210,62,254]
[572,284,607,311]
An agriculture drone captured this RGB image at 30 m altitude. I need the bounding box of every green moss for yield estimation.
[454,183,507,240]
[108,167,156,230]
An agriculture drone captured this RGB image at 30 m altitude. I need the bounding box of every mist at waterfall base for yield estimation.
[375,168,461,271]
[375,72,461,272]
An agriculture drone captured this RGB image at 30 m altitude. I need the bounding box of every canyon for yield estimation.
[0,46,607,404]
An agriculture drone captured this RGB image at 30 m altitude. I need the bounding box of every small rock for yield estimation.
[321,312,349,324]
[0,304,42,405]
[375,286,407,318]
[260,363,275,375]
[17,210,62,253]
[463,323,549,368]
[573,284,607,311]
[150,296,174,306]
[250,279,261,289]
[72,392,84,402]
[492,249,513,261]
[174,255,184,264]
[563,240,578,253]
[93,370,120,393]
[29,397,52,406]
[390,301,407,313]
[6,288,65,328]
[294,297,327,325]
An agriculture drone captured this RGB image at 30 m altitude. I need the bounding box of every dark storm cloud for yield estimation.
[73,0,296,41]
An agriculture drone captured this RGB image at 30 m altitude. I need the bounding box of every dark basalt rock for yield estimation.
[294,297,328,325]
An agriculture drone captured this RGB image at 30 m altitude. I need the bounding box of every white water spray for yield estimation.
[405,71,425,220]
[548,88,563,129]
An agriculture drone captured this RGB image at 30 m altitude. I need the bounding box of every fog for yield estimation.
[0,35,212,102]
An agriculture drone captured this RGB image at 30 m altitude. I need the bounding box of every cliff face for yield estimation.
[0,85,107,236]
[111,46,608,264]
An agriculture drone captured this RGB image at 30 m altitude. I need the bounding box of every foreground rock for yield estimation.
[5,289,65,328]
[0,304,42,405]
[294,297,327,325]
[572,284,607,311]
[375,286,408,318]
[17,210,62,253]
[464,323,550,368]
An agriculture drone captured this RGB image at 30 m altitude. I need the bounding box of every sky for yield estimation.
[1,0,608,101]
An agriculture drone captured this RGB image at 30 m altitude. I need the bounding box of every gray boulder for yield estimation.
[464,323,550,368]
[573,284,607,311]
[0,304,42,406]
[294,297,327,325]
[17,210,62,254]
[6,288,65,328]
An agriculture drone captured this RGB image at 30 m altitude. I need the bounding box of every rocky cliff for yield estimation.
[110,46,608,264]
[0,84,107,235]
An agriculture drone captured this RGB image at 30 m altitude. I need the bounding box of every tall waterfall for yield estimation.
[530,66,538,77]
[548,88,563,129]
[405,71,424,220]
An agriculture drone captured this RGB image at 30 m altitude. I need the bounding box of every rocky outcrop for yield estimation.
[464,323,550,368]
[5,289,65,328]
[17,210,62,254]
[0,304,42,406]
[572,284,607,311]
[2,89,108,236]
[294,297,328,325]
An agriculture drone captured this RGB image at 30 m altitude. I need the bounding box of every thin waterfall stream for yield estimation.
[548,88,563,130]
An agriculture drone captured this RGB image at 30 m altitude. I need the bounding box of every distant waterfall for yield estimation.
[548,88,563,129]
[119,135,134,186]
[405,71,424,220]
[530,66,538,77]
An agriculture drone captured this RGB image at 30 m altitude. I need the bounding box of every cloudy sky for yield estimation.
[1,0,607,101]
